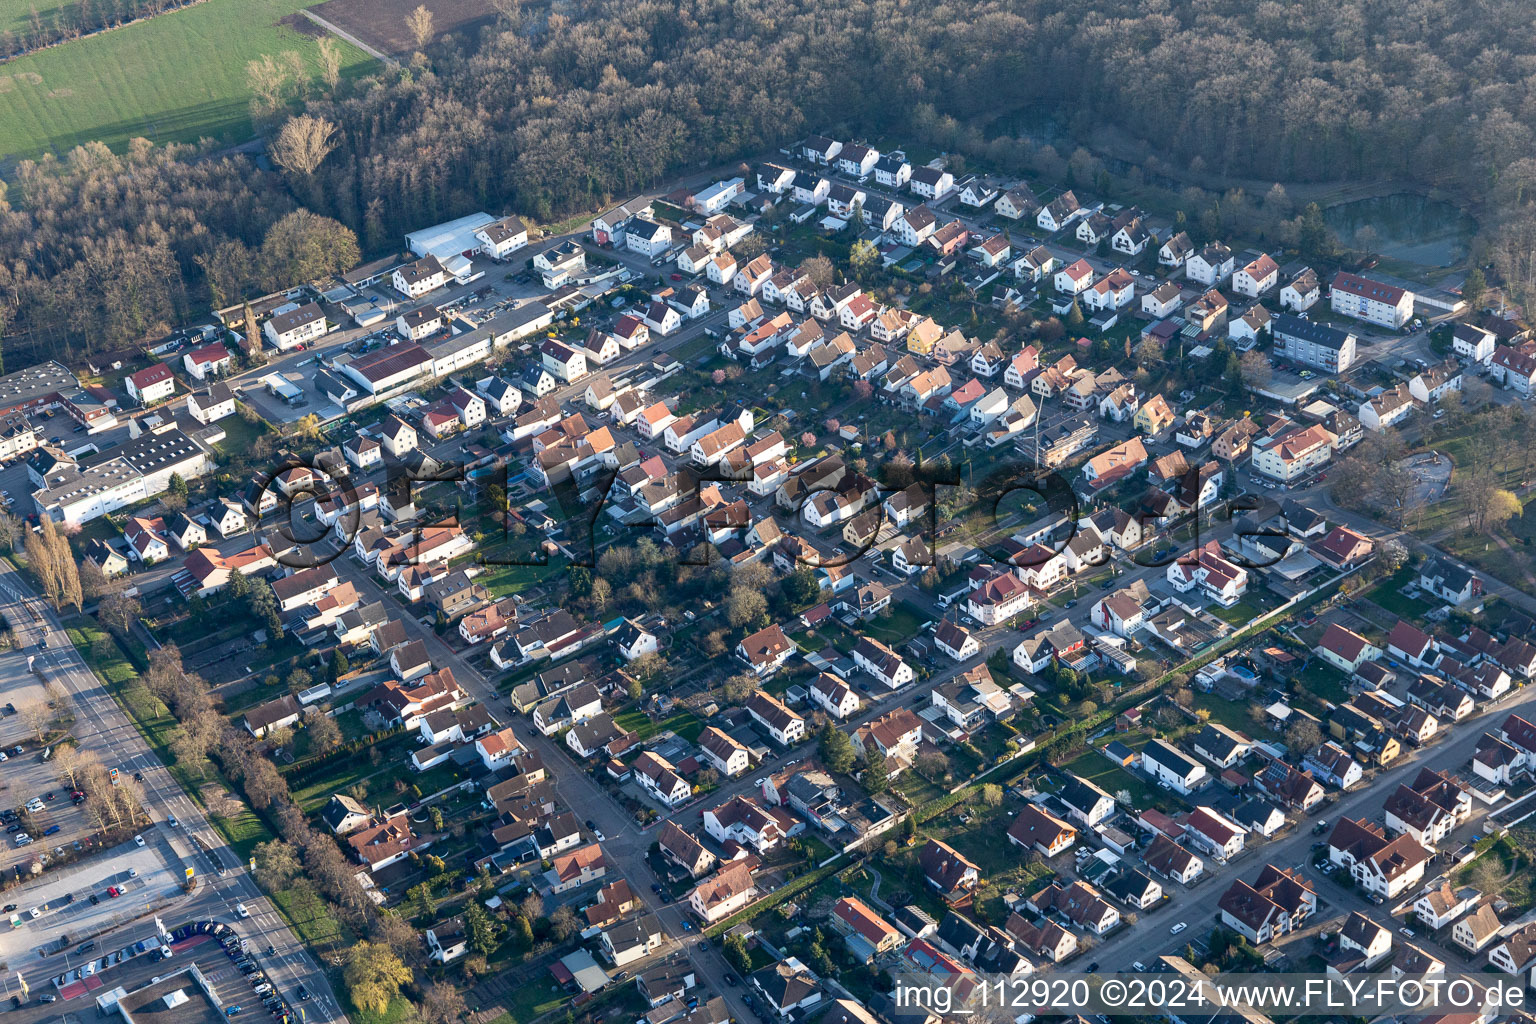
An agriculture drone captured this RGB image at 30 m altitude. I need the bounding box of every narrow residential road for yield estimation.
[328,558,756,1021]
[1082,678,1534,972]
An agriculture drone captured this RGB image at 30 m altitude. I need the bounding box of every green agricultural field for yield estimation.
[0,0,374,161]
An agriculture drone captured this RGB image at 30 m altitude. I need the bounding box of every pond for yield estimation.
[1323,193,1476,269]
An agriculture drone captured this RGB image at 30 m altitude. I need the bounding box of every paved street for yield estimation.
[0,565,345,1022]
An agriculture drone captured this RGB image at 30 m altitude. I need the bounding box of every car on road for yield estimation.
[236,904,250,919]
[593,828,606,841]
[89,894,99,905]
[167,816,178,827]
[158,945,172,959]
[297,985,309,1001]
[725,973,738,986]
[42,825,60,836]
[134,835,146,847]
[1086,962,1100,973]
[1132,962,1146,972]
[1170,922,1187,934]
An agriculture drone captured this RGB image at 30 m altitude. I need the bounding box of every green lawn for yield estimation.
[1061,744,1161,809]
[861,600,930,646]
[206,804,274,862]
[472,557,567,598]
[1295,661,1350,704]
[893,770,944,806]
[212,409,270,458]
[1207,597,1268,627]
[0,0,375,160]
[1194,693,1260,737]
[614,706,704,743]
[489,985,571,1024]
[1363,568,1435,621]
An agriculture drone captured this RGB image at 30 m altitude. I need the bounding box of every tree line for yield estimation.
[0,141,357,365]
[0,0,204,59]
[13,0,1536,355]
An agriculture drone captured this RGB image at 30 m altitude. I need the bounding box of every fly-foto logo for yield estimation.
[251,450,1296,576]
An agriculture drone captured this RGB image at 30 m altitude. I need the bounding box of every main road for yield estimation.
[0,562,346,1022]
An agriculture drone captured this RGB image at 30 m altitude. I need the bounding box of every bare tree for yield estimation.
[24,529,60,608]
[308,713,342,752]
[46,519,81,612]
[798,255,835,289]
[54,745,94,790]
[269,115,339,177]
[420,982,468,1024]
[0,512,20,554]
[519,891,544,922]
[1237,350,1272,389]
[405,4,434,49]
[98,592,141,636]
[245,51,306,117]
[44,679,70,713]
[316,36,343,90]
[18,701,49,743]
[253,840,302,891]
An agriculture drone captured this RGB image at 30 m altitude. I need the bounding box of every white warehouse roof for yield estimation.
[405,213,497,262]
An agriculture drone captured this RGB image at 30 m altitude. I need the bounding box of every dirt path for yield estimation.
[300,9,398,66]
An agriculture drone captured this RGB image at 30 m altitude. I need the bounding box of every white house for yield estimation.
[1186,243,1234,286]
[1330,272,1414,329]
[264,302,327,350]
[393,255,448,299]
[626,219,673,258]
[126,363,177,405]
[810,672,861,720]
[1141,739,1208,794]
[474,216,529,258]
[1232,254,1279,297]
[1453,323,1497,364]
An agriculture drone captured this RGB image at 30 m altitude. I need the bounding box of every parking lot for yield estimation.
[0,647,105,865]
[0,833,184,975]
